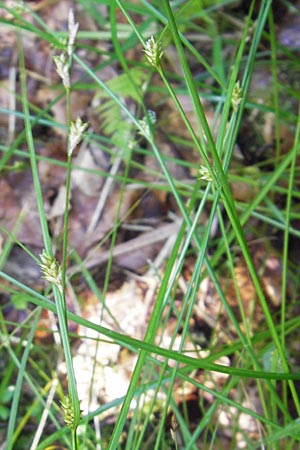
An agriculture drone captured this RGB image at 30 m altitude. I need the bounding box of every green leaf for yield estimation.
[262,345,285,373]
[11,293,30,310]
[97,67,147,103]
[95,67,147,161]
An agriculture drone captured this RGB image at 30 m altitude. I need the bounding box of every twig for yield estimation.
[87,153,123,233]
[68,220,182,277]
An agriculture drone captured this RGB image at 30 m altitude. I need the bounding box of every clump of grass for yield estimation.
[0,1,300,449]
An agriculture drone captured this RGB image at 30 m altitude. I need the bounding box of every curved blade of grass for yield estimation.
[1,270,299,382]
[162,0,300,416]
[4,309,41,450]
[18,29,81,435]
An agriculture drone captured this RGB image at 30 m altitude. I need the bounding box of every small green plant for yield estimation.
[0,386,15,421]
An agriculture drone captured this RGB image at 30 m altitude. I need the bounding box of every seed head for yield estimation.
[53,53,70,89]
[39,250,62,292]
[144,36,164,69]
[198,165,213,182]
[138,110,156,140]
[61,395,75,428]
[231,80,243,112]
[68,117,88,156]
[67,9,79,57]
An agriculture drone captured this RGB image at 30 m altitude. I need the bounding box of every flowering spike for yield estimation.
[39,250,62,292]
[61,395,82,429]
[231,80,243,112]
[198,165,213,182]
[53,53,70,90]
[61,395,75,428]
[138,110,156,140]
[14,1,26,14]
[148,109,156,125]
[144,36,164,69]
[67,9,79,57]
[68,117,88,156]
[170,413,179,444]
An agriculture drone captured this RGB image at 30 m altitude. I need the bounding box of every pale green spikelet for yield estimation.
[144,36,164,69]
[61,395,75,428]
[68,117,88,156]
[39,250,62,292]
[53,53,70,90]
[138,110,156,139]
[198,164,213,182]
[53,9,79,90]
[170,413,179,449]
[231,80,243,112]
[67,9,79,57]
[61,395,82,429]
[13,0,26,14]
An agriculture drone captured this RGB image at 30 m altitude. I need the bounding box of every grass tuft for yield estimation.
[0,0,300,449]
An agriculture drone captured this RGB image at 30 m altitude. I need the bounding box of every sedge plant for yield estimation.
[0,1,300,449]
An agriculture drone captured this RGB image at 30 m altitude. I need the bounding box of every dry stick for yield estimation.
[68,220,182,276]
[145,231,179,276]
[87,153,123,233]
[29,378,59,450]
